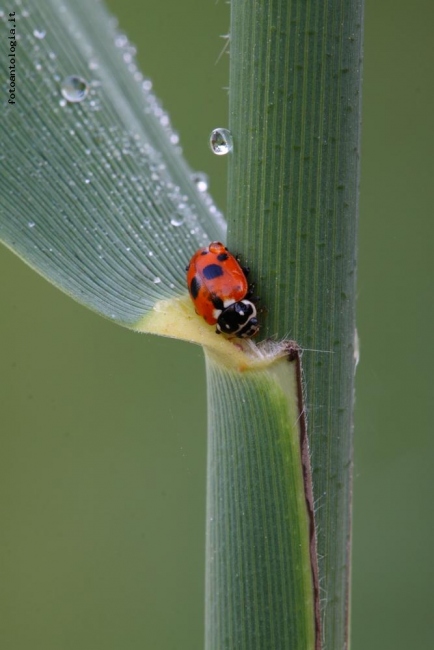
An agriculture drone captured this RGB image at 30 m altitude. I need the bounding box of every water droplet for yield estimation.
[170,215,184,227]
[33,29,46,39]
[115,34,128,48]
[192,172,209,192]
[353,328,360,368]
[153,277,161,284]
[210,128,233,155]
[60,75,89,103]
[28,221,36,228]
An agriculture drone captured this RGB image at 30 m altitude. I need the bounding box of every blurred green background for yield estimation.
[0,1,433,648]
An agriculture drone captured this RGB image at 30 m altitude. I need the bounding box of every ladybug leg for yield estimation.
[246,283,260,303]
[234,252,250,278]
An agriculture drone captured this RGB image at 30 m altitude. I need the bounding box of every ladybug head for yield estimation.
[216,300,259,338]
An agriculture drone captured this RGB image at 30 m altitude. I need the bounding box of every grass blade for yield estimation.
[0,0,224,327]
[217,0,363,647]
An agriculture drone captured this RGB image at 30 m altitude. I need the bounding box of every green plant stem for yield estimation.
[223,1,363,648]
[205,349,316,650]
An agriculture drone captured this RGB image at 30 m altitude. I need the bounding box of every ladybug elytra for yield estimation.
[186,241,259,338]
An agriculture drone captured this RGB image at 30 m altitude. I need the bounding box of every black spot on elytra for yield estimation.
[189,276,201,299]
[217,252,229,262]
[211,294,224,310]
[200,250,208,255]
[203,264,224,280]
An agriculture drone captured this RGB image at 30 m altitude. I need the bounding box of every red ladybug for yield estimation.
[186,241,259,338]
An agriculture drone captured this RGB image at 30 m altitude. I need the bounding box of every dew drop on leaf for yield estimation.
[61,75,89,103]
[192,172,209,192]
[170,216,184,227]
[33,29,46,40]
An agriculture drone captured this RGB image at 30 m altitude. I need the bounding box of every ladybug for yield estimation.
[186,241,259,338]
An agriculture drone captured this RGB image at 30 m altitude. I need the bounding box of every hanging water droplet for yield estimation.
[192,172,209,192]
[33,29,46,40]
[153,277,161,284]
[210,128,233,155]
[60,75,89,103]
[28,221,36,228]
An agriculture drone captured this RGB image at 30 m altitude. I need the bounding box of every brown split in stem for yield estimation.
[286,341,321,650]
